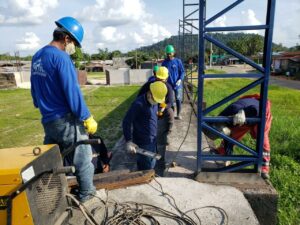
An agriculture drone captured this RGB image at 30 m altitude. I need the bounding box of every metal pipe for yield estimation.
[203,78,264,115]
[206,25,268,32]
[197,0,206,172]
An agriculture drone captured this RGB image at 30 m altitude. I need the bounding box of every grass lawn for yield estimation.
[0,86,140,149]
[0,79,299,224]
[87,71,106,79]
[203,79,300,225]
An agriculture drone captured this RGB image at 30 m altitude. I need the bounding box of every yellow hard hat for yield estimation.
[150,81,168,103]
[156,66,169,80]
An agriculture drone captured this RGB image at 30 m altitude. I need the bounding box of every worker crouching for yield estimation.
[206,94,272,179]
[122,81,168,170]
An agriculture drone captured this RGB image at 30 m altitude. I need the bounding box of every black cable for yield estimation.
[166,94,198,173]
[78,178,229,225]
[152,178,229,225]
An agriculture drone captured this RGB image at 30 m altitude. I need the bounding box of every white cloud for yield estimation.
[273,0,300,47]
[0,0,58,25]
[79,0,172,52]
[241,9,262,34]
[212,15,227,27]
[16,32,41,51]
[100,26,126,43]
[96,43,105,49]
[131,32,145,44]
[77,0,149,26]
[241,9,261,25]
[141,22,172,43]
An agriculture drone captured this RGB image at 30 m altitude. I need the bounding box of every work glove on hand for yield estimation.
[157,102,167,118]
[126,141,138,154]
[83,116,98,134]
[221,126,231,136]
[233,109,246,126]
[176,79,182,86]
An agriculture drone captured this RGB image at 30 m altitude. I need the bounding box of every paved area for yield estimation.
[211,65,300,90]
[269,76,300,90]
[68,178,259,225]
[164,103,217,177]
[210,65,254,74]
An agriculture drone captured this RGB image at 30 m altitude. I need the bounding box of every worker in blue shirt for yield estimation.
[137,66,174,144]
[123,81,168,170]
[149,65,159,82]
[30,17,97,202]
[162,45,185,120]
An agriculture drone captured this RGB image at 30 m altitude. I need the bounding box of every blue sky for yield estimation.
[0,0,299,56]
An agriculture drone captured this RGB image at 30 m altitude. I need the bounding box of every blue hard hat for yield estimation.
[55,17,84,48]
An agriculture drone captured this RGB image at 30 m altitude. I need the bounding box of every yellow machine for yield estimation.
[0,145,70,225]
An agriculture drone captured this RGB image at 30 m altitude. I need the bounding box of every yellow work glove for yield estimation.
[83,116,98,134]
[159,102,167,108]
[157,102,167,117]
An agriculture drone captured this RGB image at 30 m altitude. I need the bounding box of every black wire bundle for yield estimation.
[81,178,228,225]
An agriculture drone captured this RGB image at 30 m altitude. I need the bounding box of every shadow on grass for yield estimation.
[94,88,140,149]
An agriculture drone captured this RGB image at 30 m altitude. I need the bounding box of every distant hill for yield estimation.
[137,33,288,62]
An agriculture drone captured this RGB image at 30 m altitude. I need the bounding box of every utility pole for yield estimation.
[135,50,137,69]
[209,42,213,68]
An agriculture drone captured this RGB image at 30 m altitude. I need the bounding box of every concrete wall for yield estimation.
[77,70,87,85]
[106,68,129,85]
[129,69,152,84]
[106,68,151,85]
[0,72,16,89]
[13,71,31,88]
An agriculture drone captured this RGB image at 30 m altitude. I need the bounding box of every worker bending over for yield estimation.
[30,17,97,202]
[209,94,272,179]
[122,81,168,170]
[162,45,185,120]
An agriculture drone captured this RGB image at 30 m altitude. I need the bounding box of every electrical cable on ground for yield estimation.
[165,93,198,173]
[66,194,98,225]
[74,177,229,225]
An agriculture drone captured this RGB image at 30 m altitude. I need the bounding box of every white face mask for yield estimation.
[147,92,157,105]
[65,42,76,55]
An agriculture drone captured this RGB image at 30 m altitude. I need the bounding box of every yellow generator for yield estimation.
[0,145,71,225]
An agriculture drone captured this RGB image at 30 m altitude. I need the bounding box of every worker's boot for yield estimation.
[175,114,182,120]
[210,147,231,166]
[175,100,182,120]
[165,130,172,146]
[261,150,270,179]
[155,160,166,177]
[261,172,270,180]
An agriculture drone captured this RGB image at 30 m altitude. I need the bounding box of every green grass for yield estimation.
[0,86,140,149]
[205,69,226,74]
[0,80,299,224]
[87,71,106,79]
[203,79,300,225]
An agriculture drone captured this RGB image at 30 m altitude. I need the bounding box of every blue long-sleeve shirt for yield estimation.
[161,58,185,90]
[31,45,90,124]
[137,80,174,109]
[122,95,158,145]
[220,98,259,119]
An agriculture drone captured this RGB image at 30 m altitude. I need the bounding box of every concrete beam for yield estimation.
[195,172,278,225]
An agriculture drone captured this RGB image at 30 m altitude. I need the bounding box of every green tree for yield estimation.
[227,38,247,55]
[245,34,263,56]
[71,47,83,68]
[126,50,151,69]
[109,50,122,59]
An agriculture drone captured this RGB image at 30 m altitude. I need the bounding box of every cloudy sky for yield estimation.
[0,0,299,56]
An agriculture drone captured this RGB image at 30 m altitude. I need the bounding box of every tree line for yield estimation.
[1,33,297,68]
